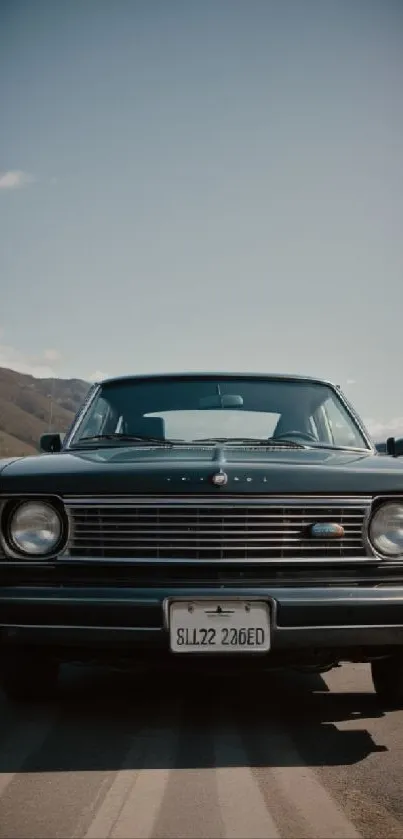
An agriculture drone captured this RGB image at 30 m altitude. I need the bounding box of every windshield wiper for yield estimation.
[72,433,174,447]
[193,437,306,448]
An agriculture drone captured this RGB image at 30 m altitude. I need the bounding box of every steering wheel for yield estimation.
[274,430,318,443]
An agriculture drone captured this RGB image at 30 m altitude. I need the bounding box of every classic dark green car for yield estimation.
[1,372,403,705]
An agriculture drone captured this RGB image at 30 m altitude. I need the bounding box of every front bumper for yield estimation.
[1,584,403,651]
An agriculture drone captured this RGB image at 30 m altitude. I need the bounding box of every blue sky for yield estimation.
[1,0,402,438]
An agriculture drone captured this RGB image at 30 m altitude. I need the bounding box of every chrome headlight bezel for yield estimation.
[2,498,68,559]
[368,500,403,558]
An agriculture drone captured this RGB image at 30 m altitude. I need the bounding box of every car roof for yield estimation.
[97,371,338,388]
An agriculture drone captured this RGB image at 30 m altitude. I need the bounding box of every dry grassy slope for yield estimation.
[0,367,90,457]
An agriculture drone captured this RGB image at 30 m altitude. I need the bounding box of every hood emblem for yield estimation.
[211,471,228,487]
[310,522,345,539]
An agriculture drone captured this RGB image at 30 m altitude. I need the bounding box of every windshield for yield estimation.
[68,376,370,450]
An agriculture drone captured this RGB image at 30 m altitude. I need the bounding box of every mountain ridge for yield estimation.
[0,366,90,457]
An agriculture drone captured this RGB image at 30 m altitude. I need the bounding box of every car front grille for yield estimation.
[64,495,370,561]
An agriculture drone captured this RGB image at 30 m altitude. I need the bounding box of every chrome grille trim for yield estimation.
[64,495,372,505]
[63,495,371,562]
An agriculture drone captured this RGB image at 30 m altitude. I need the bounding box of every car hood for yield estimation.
[1,444,403,495]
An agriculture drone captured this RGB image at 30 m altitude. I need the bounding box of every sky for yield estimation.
[1,0,402,439]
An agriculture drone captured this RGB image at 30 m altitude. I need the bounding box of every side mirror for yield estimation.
[386,437,403,458]
[39,433,63,453]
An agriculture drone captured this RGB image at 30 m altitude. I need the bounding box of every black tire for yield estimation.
[371,653,403,709]
[0,651,59,702]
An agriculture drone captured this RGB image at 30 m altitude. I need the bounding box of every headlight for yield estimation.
[369,502,403,557]
[8,501,63,557]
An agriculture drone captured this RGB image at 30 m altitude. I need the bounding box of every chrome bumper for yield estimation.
[1,584,403,649]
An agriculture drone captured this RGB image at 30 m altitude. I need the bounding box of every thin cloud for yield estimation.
[0,170,35,190]
[365,418,403,439]
[346,379,356,386]
[88,370,109,382]
[44,349,62,362]
[0,343,62,378]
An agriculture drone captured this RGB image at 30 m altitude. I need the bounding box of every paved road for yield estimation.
[0,663,402,838]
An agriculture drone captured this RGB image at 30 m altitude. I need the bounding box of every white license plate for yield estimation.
[168,600,271,653]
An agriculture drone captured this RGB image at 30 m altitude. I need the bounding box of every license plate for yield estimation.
[168,600,270,653]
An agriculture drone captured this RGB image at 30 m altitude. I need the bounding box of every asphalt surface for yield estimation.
[0,662,402,838]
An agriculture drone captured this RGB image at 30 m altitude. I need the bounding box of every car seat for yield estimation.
[122,416,166,439]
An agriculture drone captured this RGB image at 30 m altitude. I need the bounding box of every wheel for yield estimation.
[0,651,59,702]
[371,653,403,709]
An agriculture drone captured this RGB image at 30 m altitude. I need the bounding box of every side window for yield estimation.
[79,397,117,437]
[307,414,320,440]
[322,397,363,447]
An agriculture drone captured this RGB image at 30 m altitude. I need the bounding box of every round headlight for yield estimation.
[8,501,63,556]
[369,502,403,557]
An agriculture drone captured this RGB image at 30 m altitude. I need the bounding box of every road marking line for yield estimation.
[214,731,280,839]
[85,728,178,839]
[257,726,361,839]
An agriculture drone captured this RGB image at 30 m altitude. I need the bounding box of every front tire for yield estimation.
[0,651,59,702]
[371,653,403,709]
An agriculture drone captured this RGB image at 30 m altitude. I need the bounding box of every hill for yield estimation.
[0,367,90,457]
